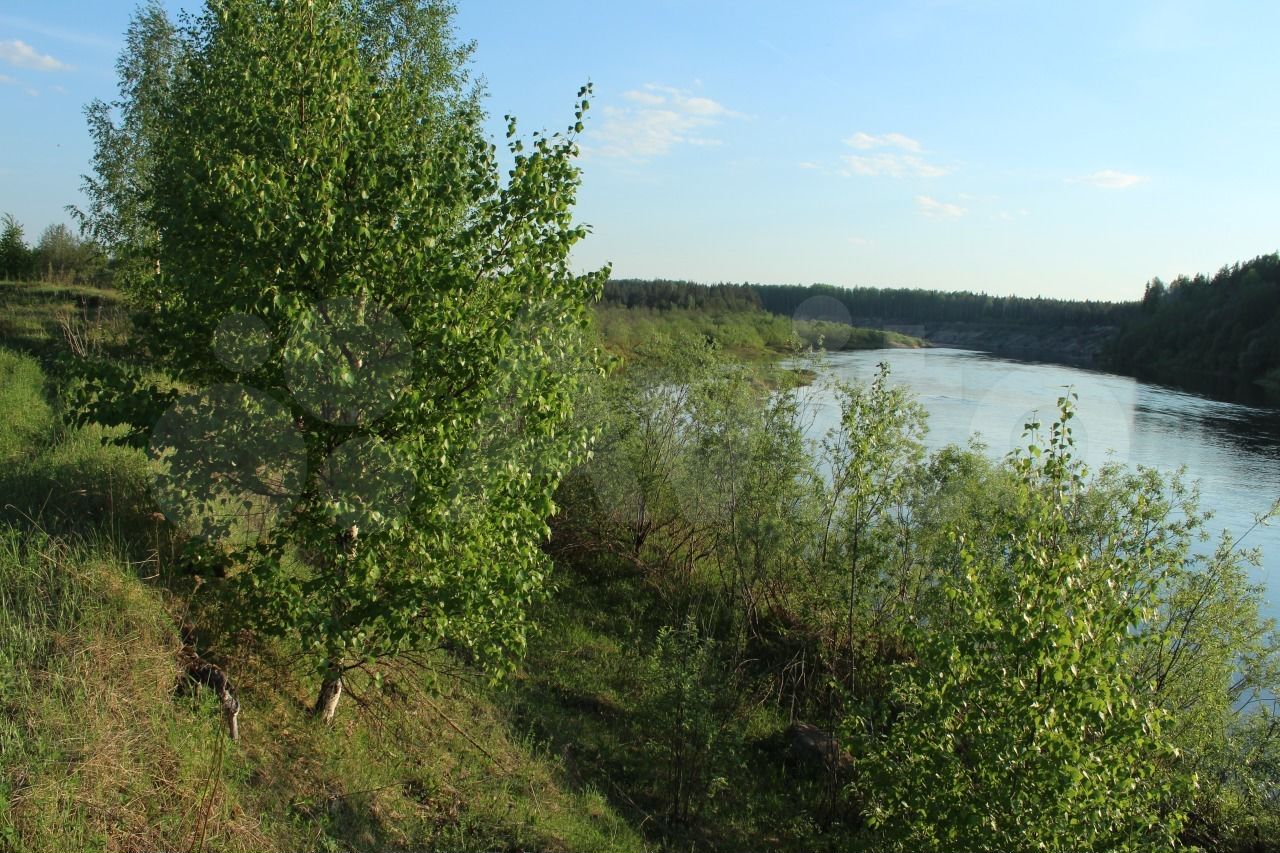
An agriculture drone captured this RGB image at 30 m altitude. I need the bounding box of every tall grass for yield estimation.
[0,282,130,362]
[0,347,157,547]
[0,349,55,464]
[0,525,277,852]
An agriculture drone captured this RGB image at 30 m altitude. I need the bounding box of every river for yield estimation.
[797,347,1280,620]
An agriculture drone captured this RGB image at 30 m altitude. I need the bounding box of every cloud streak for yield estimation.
[590,84,741,159]
[839,131,947,178]
[845,131,922,153]
[842,153,948,178]
[1067,170,1148,189]
[916,195,967,219]
[0,39,73,72]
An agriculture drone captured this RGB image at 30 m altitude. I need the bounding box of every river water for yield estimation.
[797,347,1280,620]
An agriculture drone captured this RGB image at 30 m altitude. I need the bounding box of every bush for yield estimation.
[0,214,32,281]
[847,399,1184,852]
[637,616,743,825]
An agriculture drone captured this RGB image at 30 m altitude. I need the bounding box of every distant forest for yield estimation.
[1103,254,1280,398]
[605,279,1138,327]
[607,267,1280,403]
[603,279,764,312]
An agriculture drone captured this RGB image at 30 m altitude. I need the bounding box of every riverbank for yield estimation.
[594,302,927,362]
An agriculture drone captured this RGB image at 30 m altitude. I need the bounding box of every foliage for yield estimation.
[754,281,1137,327]
[603,279,763,312]
[0,340,643,853]
[605,278,1137,329]
[5,271,1279,847]
[1104,254,1280,401]
[595,285,926,362]
[813,363,927,678]
[30,224,107,285]
[681,349,819,632]
[88,0,604,718]
[847,398,1184,852]
[0,213,32,281]
[637,616,742,825]
[73,0,181,288]
[7,4,1277,845]
[1110,469,1280,850]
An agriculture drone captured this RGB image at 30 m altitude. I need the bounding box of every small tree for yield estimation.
[130,0,603,721]
[0,213,31,281]
[638,615,741,824]
[73,0,180,287]
[816,363,926,683]
[32,223,105,284]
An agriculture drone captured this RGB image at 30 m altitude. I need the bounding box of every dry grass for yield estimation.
[0,530,277,852]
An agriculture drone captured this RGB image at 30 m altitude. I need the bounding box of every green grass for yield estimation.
[0,349,55,465]
[0,280,132,360]
[0,517,649,852]
[503,549,840,851]
[0,525,280,852]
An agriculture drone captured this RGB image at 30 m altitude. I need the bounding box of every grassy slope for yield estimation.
[503,559,838,852]
[0,283,646,852]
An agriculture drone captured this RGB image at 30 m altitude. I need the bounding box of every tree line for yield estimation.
[1103,253,1280,399]
[754,282,1138,327]
[604,278,764,313]
[0,214,107,285]
[602,279,1139,328]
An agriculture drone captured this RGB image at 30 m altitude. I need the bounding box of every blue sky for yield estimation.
[2,1,1278,300]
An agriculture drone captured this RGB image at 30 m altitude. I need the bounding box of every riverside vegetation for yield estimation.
[4,277,1279,851]
[1,1,1279,851]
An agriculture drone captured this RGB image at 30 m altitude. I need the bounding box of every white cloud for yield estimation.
[1068,170,1148,190]
[679,97,719,117]
[0,73,14,85]
[839,131,946,177]
[845,131,922,152]
[798,161,820,170]
[623,89,664,106]
[0,39,73,72]
[590,84,741,159]
[841,153,949,178]
[916,195,967,219]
